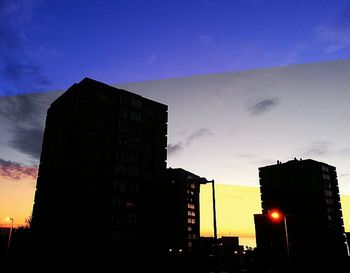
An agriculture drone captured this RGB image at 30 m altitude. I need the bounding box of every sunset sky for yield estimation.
[2,0,350,247]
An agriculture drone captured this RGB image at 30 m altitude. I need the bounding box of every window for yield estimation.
[325,198,333,205]
[188,211,195,216]
[125,201,135,208]
[188,226,192,231]
[323,173,330,180]
[114,180,138,193]
[187,218,196,224]
[324,189,333,197]
[115,165,127,176]
[327,207,335,214]
[125,182,138,193]
[131,98,142,109]
[126,214,137,224]
[190,183,196,189]
[187,203,195,209]
[113,197,123,208]
[118,136,141,149]
[324,181,332,189]
[116,150,139,164]
[322,165,329,173]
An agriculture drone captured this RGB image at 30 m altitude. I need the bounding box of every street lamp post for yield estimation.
[210,180,218,242]
[268,210,291,273]
[283,216,291,273]
[199,178,218,271]
[6,217,14,259]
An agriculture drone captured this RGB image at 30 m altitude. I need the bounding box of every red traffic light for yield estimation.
[268,209,283,223]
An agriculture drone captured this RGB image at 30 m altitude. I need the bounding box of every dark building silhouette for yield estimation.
[0,227,10,266]
[165,168,201,253]
[199,236,251,273]
[255,158,349,273]
[165,168,202,273]
[31,78,168,272]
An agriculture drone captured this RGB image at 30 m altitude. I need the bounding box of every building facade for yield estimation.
[165,168,201,253]
[255,158,349,273]
[165,168,202,273]
[31,78,168,272]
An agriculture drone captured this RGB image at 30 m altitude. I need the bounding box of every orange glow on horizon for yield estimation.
[0,175,36,228]
[1,177,350,248]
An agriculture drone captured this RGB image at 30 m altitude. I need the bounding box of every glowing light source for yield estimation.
[268,209,283,223]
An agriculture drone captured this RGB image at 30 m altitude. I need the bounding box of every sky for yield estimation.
[2,0,350,95]
[2,0,350,247]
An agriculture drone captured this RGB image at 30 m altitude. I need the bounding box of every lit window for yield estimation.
[188,211,195,216]
[187,203,195,209]
[190,183,196,189]
[188,241,192,248]
[188,234,197,239]
[188,226,192,231]
[188,218,196,224]
[125,201,135,208]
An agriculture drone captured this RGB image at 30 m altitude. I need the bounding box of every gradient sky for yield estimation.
[1,0,350,95]
[2,0,350,247]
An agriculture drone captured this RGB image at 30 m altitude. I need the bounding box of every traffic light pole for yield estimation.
[284,216,291,273]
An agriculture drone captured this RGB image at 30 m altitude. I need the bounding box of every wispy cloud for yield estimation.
[0,93,41,123]
[0,92,49,161]
[303,141,334,157]
[10,126,43,159]
[146,54,156,64]
[236,154,256,159]
[168,128,214,156]
[3,57,50,90]
[0,0,50,93]
[315,6,350,53]
[0,158,38,180]
[316,25,350,54]
[247,97,280,115]
[167,143,183,156]
[197,33,215,47]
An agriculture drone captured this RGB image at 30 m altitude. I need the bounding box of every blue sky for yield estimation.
[1,0,350,95]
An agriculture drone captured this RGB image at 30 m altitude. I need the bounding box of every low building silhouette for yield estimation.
[0,227,10,266]
[199,236,253,273]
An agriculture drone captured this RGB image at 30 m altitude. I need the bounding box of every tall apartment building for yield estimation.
[31,78,168,272]
[165,168,203,273]
[255,158,349,273]
[165,168,201,253]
